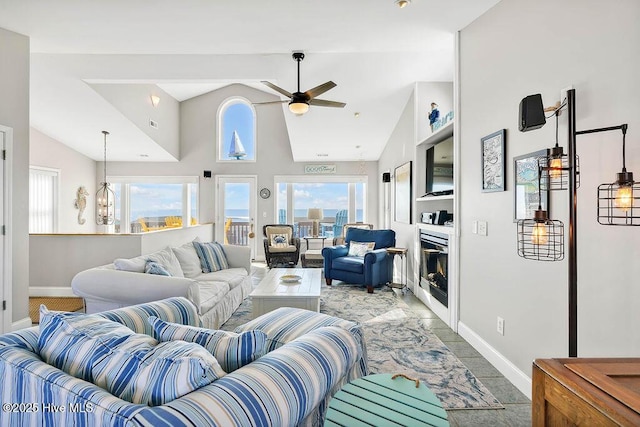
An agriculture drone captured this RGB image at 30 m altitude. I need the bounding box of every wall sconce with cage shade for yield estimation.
[518,88,632,357]
[517,167,564,261]
[597,124,640,225]
[95,130,115,225]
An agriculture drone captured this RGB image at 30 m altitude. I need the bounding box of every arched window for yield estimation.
[217,97,256,162]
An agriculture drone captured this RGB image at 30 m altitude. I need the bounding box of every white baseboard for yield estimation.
[12,317,33,331]
[29,287,76,297]
[457,321,532,400]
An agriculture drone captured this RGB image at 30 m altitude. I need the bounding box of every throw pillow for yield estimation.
[172,240,203,278]
[148,316,267,372]
[269,233,289,248]
[38,306,225,407]
[145,261,171,276]
[114,257,147,273]
[92,339,225,406]
[193,241,229,273]
[147,247,185,278]
[38,306,148,382]
[347,241,375,257]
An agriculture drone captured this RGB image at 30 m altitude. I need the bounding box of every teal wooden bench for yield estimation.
[325,373,449,427]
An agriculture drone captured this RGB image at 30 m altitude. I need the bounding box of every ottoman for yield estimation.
[301,249,324,268]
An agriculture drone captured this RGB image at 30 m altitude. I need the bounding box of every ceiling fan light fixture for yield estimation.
[289,101,309,115]
[395,0,411,8]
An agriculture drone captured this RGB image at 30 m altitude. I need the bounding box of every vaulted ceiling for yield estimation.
[0,0,500,162]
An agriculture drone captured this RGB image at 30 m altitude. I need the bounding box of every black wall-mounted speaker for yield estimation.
[382,172,391,183]
[203,170,212,178]
[519,94,546,132]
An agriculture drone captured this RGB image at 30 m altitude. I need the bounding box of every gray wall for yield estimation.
[30,128,97,233]
[0,27,30,326]
[104,83,379,259]
[458,0,640,377]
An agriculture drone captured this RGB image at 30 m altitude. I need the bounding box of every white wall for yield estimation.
[90,83,180,159]
[30,128,97,233]
[0,27,30,326]
[105,83,379,260]
[30,224,213,295]
[458,0,640,384]
[378,82,454,284]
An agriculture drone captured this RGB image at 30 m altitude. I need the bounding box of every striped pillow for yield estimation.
[192,241,229,273]
[38,306,142,382]
[38,306,226,406]
[92,339,226,406]
[149,316,266,372]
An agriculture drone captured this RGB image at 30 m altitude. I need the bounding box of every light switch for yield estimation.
[478,221,488,236]
[472,221,478,234]
[262,211,267,218]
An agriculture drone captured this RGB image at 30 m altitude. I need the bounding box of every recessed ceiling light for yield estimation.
[355,145,361,149]
[354,112,360,118]
[395,0,411,8]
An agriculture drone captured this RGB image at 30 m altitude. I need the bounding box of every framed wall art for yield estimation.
[513,148,550,221]
[481,129,506,192]
[394,161,412,224]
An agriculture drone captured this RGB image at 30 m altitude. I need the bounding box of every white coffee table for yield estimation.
[250,268,321,318]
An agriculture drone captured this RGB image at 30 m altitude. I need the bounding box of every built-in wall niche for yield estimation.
[425,136,453,195]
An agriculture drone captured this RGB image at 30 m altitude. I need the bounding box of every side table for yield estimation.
[387,247,408,294]
[325,373,449,426]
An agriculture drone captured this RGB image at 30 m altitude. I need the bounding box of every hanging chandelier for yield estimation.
[96,131,115,225]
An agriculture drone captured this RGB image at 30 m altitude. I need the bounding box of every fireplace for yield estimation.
[419,230,449,307]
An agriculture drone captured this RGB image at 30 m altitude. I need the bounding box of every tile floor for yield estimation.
[253,263,532,425]
[397,288,531,426]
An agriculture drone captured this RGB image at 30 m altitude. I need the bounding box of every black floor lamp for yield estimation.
[517,88,637,357]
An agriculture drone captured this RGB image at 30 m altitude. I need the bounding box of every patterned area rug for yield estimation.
[29,297,85,324]
[221,282,503,410]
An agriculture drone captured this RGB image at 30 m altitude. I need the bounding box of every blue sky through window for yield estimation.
[221,102,255,160]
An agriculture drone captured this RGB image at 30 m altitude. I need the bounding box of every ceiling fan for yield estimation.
[255,52,346,115]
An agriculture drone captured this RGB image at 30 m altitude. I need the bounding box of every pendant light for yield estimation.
[597,124,640,225]
[539,106,580,191]
[517,166,564,261]
[95,131,115,225]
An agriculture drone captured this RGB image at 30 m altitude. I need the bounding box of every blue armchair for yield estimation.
[322,228,396,294]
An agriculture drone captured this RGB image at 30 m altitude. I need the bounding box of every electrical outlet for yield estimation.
[497,317,504,335]
[472,221,478,234]
[478,221,488,236]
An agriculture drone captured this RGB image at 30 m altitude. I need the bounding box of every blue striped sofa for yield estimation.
[0,298,367,426]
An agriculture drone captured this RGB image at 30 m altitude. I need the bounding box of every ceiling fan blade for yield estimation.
[309,98,346,108]
[304,81,337,99]
[253,100,288,105]
[261,81,293,98]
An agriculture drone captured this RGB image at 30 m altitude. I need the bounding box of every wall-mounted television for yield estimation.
[425,136,454,195]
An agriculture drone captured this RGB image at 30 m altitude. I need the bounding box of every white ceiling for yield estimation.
[0,0,500,162]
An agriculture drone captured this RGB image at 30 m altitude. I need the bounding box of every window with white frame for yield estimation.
[29,166,59,233]
[110,176,198,233]
[275,175,368,238]
[218,97,256,162]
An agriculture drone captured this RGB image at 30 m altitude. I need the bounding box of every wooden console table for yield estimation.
[532,358,640,426]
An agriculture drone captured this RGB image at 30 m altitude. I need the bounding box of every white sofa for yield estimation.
[71,241,252,329]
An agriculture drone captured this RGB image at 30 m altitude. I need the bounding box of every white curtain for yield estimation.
[29,167,58,233]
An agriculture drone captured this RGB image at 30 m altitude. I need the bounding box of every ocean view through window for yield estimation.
[270,176,367,238]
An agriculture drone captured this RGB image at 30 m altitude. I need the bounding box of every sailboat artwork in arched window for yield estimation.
[229,130,247,160]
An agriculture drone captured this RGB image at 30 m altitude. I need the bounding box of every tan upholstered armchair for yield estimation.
[263,224,300,268]
[333,223,374,245]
